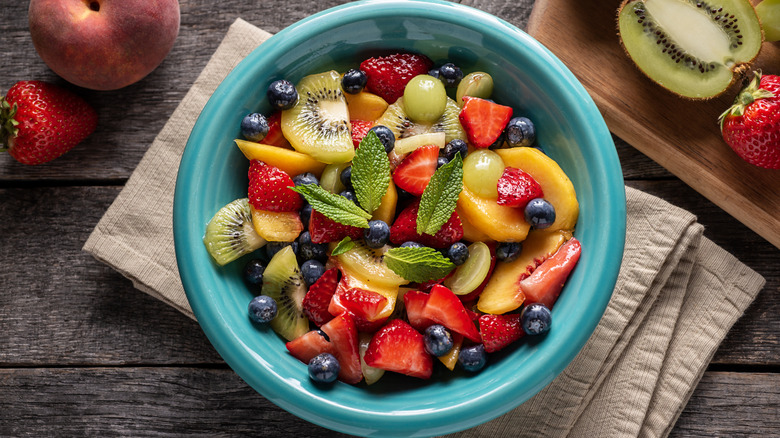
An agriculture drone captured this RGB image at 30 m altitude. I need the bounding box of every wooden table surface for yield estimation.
[1,0,778,436]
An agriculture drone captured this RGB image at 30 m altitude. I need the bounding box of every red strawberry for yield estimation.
[459,96,513,148]
[359,52,433,104]
[302,267,340,327]
[719,72,780,169]
[286,329,334,364]
[496,167,544,209]
[263,111,292,149]
[363,319,433,379]
[403,290,435,331]
[1,81,97,165]
[520,237,581,309]
[421,284,481,342]
[320,312,363,384]
[351,119,374,148]
[479,313,525,353]
[247,160,303,212]
[308,209,365,244]
[389,199,464,249]
[392,144,439,195]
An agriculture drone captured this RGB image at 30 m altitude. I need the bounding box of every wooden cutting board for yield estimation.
[527,0,780,249]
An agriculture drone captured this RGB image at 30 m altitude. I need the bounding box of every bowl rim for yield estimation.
[174,0,627,436]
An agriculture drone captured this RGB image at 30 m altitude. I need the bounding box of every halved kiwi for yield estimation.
[617,0,763,99]
[203,198,267,266]
[261,245,310,341]
[281,70,355,164]
[374,96,466,144]
[333,240,408,288]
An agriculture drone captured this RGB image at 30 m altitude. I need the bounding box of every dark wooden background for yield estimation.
[1,0,778,436]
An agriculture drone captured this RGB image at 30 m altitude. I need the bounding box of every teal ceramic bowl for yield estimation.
[174,0,626,436]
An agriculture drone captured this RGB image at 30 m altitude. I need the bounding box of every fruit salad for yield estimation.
[203,52,582,385]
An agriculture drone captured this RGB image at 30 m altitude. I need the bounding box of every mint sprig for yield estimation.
[351,130,391,214]
[330,237,356,256]
[384,246,456,283]
[417,153,463,236]
[291,184,371,228]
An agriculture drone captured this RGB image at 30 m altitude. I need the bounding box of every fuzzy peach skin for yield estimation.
[28,0,180,90]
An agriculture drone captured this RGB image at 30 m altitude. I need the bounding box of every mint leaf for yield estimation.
[351,130,391,214]
[291,184,371,228]
[330,237,355,256]
[417,153,463,235]
[384,246,456,283]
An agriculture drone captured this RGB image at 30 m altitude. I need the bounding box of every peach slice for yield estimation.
[495,147,579,231]
[235,139,326,177]
[371,179,398,224]
[250,206,303,242]
[457,186,530,242]
[477,230,570,314]
[345,91,389,121]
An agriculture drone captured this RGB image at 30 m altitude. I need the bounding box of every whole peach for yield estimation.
[28,0,180,90]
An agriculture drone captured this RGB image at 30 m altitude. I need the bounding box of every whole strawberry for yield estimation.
[1,81,97,165]
[247,160,303,212]
[719,72,780,169]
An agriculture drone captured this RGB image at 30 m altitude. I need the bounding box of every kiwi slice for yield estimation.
[375,96,466,144]
[203,198,267,266]
[261,245,309,341]
[617,0,763,99]
[334,240,408,288]
[281,70,355,164]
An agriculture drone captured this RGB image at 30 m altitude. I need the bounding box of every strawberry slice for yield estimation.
[520,238,581,309]
[351,119,374,148]
[320,312,363,384]
[359,52,433,104]
[263,111,292,148]
[308,209,364,244]
[389,199,464,249]
[403,290,435,331]
[302,267,340,327]
[392,144,439,196]
[363,319,433,379]
[479,313,525,353]
[496,167,544,209]
[421,284,481,342]
[286,329,334,364]
[329,282,390,332]
[459,96,513,148]
[247,160,303,212]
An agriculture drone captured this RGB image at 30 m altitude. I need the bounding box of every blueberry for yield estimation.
[458,344,487,372]
[489,131,506,149]
[308,353,340,383]
[505,117,536,148]
[243,258,266,287]
[293,172,318,187]
[364,220,390,249]
[442,139,468,160]
[521,303,552,335]
[424,324,454,356]
[341,68,367,94]
[368,125,395,153]
[438,63,464,88]
[427,68,441,79]
[395,186,414,203]
[248,295,278,324]
[266,241,298,259]
[400,241,424,249]
[446,242,469,266]
[267,79,298,110]
[437,156,449,168]
[340,165,353,190]
[297,231,327,262]
[240,113,269,142]
[301,259,326,286]
[300,203,313,229]
[496,241,522,263]
[339,190,358,205]
[524,198,556,229]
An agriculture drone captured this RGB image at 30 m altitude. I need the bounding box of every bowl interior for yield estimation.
[174,1,626,436]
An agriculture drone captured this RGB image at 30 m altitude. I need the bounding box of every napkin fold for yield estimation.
[83,18,766,438]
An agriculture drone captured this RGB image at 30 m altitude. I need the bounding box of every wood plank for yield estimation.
[527,0,780,250]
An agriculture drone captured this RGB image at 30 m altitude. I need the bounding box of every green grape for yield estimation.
[320,162,350,193]
[756,0,780,42]
[456,72,494,106]
[403,74,447,123]
[443,242,492,295]
[463,149,505,199]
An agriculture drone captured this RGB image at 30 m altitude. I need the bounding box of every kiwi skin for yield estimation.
[616,0,763,100]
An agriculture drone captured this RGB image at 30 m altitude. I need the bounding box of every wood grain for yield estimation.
[527,0,780,250]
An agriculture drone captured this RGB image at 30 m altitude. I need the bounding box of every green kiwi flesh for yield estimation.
[281,70,355,164]
[334,240,409,288]
[618,0,763,99]
[374,96,466,144]
[203,198,267,266]
[261,245,310,341]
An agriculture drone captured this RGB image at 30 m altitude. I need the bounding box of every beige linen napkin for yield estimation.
[83,18,766,438]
